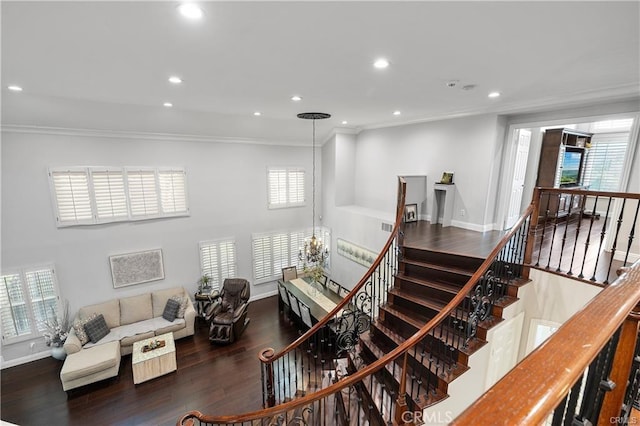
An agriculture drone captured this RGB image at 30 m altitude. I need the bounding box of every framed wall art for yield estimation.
[404,203,418,223]
[337,238,377,268]
[109,249,165,288]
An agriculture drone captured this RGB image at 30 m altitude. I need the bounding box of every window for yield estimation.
[1,265,59,344]
[268,167,305,209]
[49,167,189,226]
[252,227,331,284]
[199,238,237,291]
[582,133,629,191]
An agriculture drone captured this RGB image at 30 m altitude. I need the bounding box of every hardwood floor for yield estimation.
[1,296,300,426]
[1,220,618,426]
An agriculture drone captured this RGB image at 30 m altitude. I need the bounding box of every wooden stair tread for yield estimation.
[396,272,462,295]
[368,322,469,385]
[401,258,476,276]
[355,335,448,409]
[380,304,487,357]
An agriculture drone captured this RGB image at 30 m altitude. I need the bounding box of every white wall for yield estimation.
[353,114,504,231]
[1,129,314,362]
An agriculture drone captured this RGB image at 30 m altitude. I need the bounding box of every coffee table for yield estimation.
[132,332,177,384]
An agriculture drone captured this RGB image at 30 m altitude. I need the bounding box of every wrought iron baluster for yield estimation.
[591,196,613,282]
[604,198,626,284]
[624,200,640,266]
[579,195,599,279]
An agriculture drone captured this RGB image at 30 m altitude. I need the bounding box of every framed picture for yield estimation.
[440,172,454,184]
[404,204,418,223]
[109,249,165,288]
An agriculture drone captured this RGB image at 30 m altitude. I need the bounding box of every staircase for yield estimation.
[340,246,523,424]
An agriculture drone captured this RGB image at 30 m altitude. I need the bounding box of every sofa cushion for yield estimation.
[152,287,185,317]
[121,331,155,347]
[60,340,120,382]
[120,293,152,325]
[84,314,110,343]
[171,295,188,318]
[79,299,120,329]
[162,299,180,321]
[73,313,97,346]
[154,317,186,336]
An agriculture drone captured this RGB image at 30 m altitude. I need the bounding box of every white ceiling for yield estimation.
[2,1,639,144]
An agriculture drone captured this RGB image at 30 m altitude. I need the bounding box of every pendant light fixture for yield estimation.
[297,112,331,268]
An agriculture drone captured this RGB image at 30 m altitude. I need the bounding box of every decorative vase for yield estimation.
[51,346,66,361]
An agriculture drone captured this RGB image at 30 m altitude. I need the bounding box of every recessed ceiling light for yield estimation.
[341,120,348,125]
[254,111,261,116]
[163,102,173,107]
[291,95,302,102]
[178,3,204,20]
[393,110,401,116]
[168,76,183,84]
[8,85,23,92]
[488,91,501,98]
[374,58,390,69]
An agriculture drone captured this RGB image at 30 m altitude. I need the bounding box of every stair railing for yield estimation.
[259,176,407,408]
[529,187,640,285]
[177,186,536,425]
[452,261,640,425]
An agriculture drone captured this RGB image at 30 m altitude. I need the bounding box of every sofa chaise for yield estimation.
[60,286,195,391]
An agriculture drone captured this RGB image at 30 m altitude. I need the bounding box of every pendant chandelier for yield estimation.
[297,112,331,267]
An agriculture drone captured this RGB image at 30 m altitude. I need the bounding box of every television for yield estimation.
[560,150,583,186]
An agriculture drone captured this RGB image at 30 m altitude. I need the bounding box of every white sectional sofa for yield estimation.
[60,286,195,391]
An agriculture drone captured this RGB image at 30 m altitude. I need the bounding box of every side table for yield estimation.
[194,290,219,329]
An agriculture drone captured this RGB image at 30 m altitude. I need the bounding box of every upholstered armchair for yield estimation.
[205,278,251,344]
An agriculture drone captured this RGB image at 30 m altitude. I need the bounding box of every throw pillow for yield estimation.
[170,294,188,318]
[73,313,97,346]
[83,314,110,343]
[162,298,180,322]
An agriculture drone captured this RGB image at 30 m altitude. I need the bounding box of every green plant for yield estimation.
[198,274,212,292]
[303,264,324,285]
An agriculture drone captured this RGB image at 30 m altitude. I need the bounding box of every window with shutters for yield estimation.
[199,238,237,291]
[252,227,331,284]
[49,167,189,226]
[267,167,305,209]
[1,265,60,344]
[583,133,630,192]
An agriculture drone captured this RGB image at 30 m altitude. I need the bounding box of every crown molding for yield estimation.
[0,124,311,147]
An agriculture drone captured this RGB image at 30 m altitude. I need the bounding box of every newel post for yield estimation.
[597,302,640,425]
[523,187,542,280]
[394,352,409,425]
[259,347,276,408]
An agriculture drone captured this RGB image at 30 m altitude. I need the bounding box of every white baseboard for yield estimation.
[1,350,51,370]
[250,289,278,302]
[450,220,496,233]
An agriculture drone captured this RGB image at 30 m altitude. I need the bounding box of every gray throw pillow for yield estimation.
[170,294,188,318]
[162,298,180,322]
[83,314,109,343]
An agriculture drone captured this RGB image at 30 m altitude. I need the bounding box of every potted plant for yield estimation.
[42,300,70,360]
[198,274,212,293]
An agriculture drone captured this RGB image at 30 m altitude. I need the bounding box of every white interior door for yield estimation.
[505,129,531,229]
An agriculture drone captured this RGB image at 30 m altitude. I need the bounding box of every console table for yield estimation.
[432,183,455,227]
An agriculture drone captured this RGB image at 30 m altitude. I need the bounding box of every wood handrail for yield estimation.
[262,177,407,364]
[452,260,640,425]
[535,187,640,199]
[177,199,536,425]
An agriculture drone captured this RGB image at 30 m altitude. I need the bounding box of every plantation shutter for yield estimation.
[268,168,288,207]
[583,133,628,191]
[91,170,128,221]
[0,274,29,340]
[252,235,272,282]
[158,169,188,214]
[51,170,93,225]
[200,239,237,291]
[25,268,57,332]
[288,169,305,205]
[127,170,159,217]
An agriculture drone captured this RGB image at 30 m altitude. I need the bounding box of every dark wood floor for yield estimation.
[403,220,505,258]
[1,296,300,426]
[2,220,619,425]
